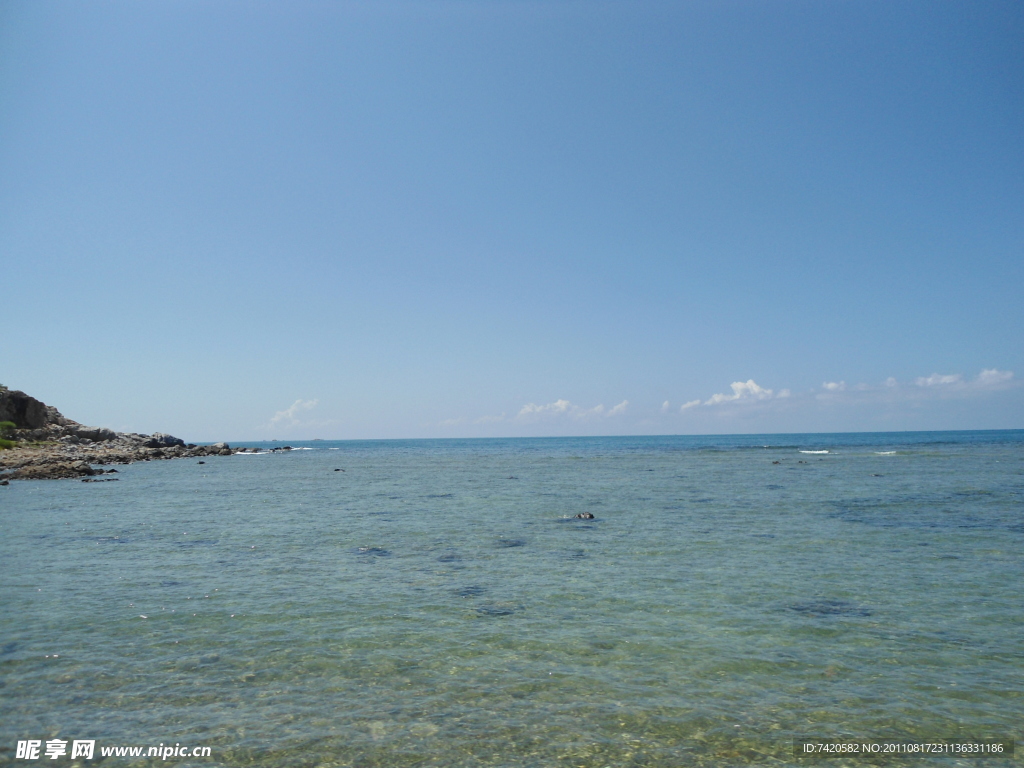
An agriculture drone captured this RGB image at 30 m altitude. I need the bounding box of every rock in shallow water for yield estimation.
[10,460,98,480]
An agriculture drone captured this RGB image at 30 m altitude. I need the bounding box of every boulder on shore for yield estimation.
[146,433,186,448]
[0,390,65,429]
[71,425,118,442]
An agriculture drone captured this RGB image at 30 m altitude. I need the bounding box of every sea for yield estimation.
[1,431,1022,767]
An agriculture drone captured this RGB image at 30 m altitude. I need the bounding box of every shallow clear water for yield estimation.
[1,432,1022,767]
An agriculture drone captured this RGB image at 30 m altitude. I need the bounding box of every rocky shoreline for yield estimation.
[0,388,242,482]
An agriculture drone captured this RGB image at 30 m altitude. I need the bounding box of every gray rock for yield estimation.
[44,406,68,426]
[0,390,56,429]
[12,460,98,480]
[143,432,186,448]
[72,425,117,442]
[150,432,186,447]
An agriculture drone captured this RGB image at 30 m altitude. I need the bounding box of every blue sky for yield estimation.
[2,1,1021,440]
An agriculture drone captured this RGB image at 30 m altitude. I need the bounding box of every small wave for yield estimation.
[799,450,829,454]
[875,451,897,455]
[234,451,272,456]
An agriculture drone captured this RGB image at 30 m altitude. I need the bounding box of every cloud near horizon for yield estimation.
[913,368,1014,391]
[437,400,629,428]
[678,369,1015,415]
[699,380,790,407]
[270,398,319,425]
[916,373,962,387]
[438,369,1014,431]
[517,398,629,421]
[813,368,1017,406]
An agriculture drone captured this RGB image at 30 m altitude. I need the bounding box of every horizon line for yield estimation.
[218,427,1024,444]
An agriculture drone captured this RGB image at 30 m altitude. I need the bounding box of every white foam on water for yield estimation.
[799,450,829,454]
[875,451,897,455]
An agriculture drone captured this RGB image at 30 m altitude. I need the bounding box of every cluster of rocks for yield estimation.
[0,389,239,481]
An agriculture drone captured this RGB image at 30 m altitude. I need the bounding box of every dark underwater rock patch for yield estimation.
[453,585,486,598]
[176,539,218,549]
[476,603,517,616]
[829,489,1014,532]
[356,546,391,557]
[495,538,526,548]
[788,599,871,617]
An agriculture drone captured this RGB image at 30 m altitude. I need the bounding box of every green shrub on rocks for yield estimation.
[0,420,16,449]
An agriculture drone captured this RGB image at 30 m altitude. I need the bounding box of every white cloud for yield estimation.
[474,413,506,424]
[270,398,318,425]
[905,369,1013,392]
[671,367,1015,421]
[705,379,774,405]
[448,367,1015,432]
[811,368,1017,407]
[916,373,963,387]
[518,399,571,417]
[608,400,629,416]
[517,398,625,421]
[977,368,1014,387]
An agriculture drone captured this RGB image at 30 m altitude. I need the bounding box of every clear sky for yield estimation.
[2,1,1021,441]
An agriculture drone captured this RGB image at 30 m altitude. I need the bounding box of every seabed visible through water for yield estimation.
[1,432,1022,767]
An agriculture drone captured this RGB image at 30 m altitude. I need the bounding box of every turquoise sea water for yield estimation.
[1,432,1022,767]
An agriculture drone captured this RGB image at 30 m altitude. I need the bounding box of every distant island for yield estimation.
[0,387,241,481]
